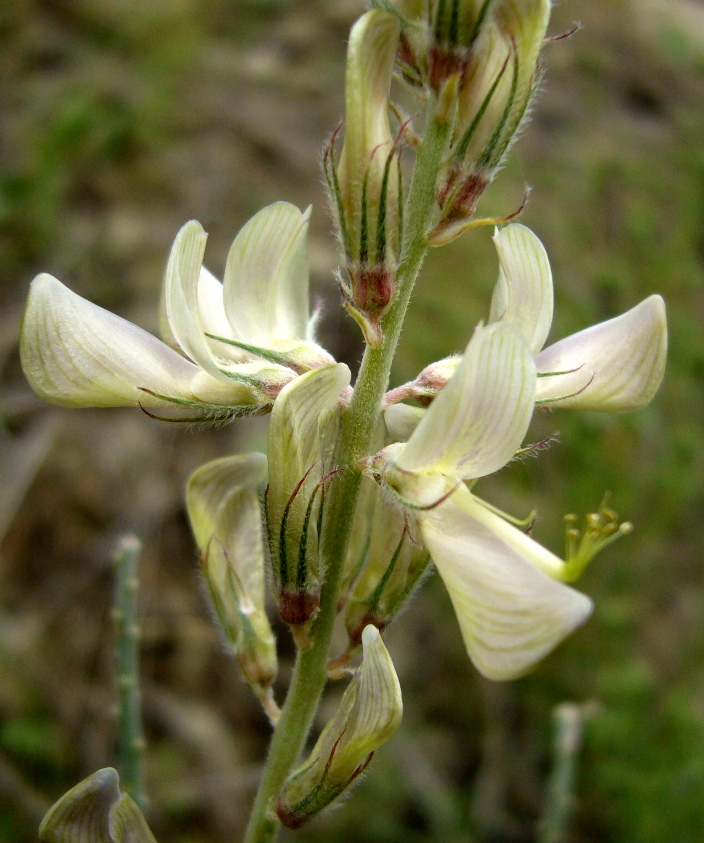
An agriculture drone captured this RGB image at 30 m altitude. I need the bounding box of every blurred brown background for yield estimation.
[2,1,704,841]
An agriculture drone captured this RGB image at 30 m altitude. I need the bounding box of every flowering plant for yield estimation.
[25,3,667,842]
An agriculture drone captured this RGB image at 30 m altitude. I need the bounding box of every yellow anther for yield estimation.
[562,498,634,582]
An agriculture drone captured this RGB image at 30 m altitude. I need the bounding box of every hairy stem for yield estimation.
[243,113,451,843]
[113,534,145,808]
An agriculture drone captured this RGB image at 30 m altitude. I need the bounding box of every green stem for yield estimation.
[243,114,451,843]
[538,704,585,843]
[113,534,145,809]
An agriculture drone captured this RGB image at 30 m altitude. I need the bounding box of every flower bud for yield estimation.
[276,626,402,828]
[266,364,351,627]
[39,768,156,843]
[384,353,462,407]
[432,0,551,241]
[427,0,499,91]
[344,486,430,647]
[186,454,279,716]
[325,10,401,347]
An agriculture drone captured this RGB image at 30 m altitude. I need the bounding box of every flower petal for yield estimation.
[395,323,536,480]
[535,295,668,411]
[268,363,351,509]
[164,220,231,379]
[20,274,237,408]
[38,768,157,843]
[420,486,593,681]
[186,453,277,690]
[489,223,553,355]
[384,403,425,442]
[198,266,254,361]
[223,202,311,346]
[186,454,268,607]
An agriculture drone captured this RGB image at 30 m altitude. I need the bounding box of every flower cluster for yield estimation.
[21,204,666,683]
[24,0,670,834]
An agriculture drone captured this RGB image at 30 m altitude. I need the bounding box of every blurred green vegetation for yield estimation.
[1,1,704,842]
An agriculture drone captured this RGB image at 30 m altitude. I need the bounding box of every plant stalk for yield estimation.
[243,113,451,843]
[538,703,585,843]
[113,534,145,808]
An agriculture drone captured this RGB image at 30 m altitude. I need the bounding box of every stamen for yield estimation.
[562,498,633,582]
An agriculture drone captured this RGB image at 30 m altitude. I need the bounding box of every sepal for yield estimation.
[343,485,430,646]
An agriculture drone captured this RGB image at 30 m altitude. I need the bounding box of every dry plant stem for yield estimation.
[113,534,145,809]
[243,113,451,843]
[538,704,585,843]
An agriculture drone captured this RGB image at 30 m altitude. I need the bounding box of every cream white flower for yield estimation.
[21,202,333,414]
[370,322,594,681]
[384,223,667,430]
[490,224,668,410]
[186,453,278,719]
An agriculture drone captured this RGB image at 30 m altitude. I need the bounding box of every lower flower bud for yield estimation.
[276,626,402,827]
